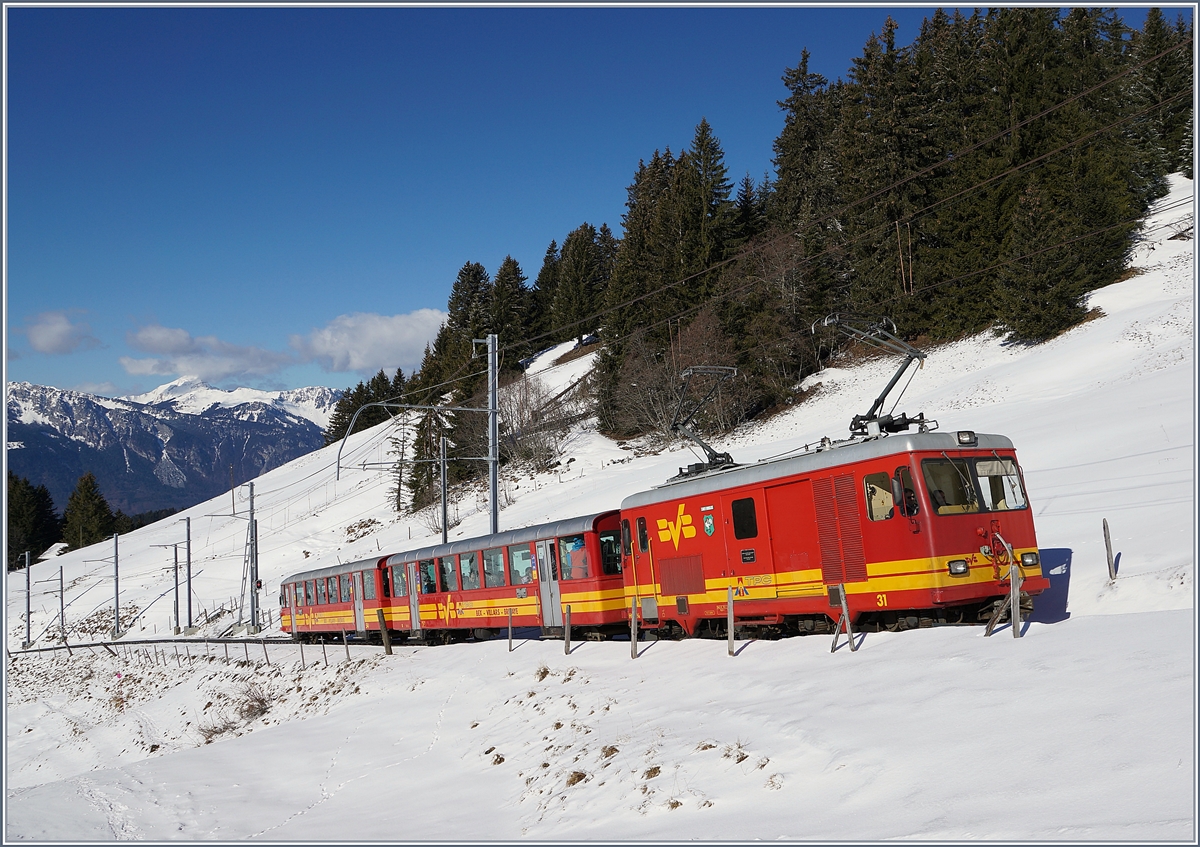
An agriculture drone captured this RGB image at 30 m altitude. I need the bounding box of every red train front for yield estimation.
[618,429,1049,637]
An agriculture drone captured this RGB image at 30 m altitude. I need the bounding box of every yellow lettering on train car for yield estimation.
[876,593,888,607]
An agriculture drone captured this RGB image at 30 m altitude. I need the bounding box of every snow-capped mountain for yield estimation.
[123,376,341,428]
[6,379,342,516]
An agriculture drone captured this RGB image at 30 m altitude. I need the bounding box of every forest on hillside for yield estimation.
[323,7,1193,512]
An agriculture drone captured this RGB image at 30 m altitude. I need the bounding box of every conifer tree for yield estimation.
[7,471,60,568]
[490,255,530,361]
[61,472,115,552]
[553,223,605,343]
[528,240,560,341]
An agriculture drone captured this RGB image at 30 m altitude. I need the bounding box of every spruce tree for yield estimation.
[490,255,530,360]
[61,472,115,552]
[7,471,61,568]
[528,240,560,342]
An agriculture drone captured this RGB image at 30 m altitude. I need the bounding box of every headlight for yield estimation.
[1021,551,1040,567]
[956,430,977,445]
[948,559,969,576]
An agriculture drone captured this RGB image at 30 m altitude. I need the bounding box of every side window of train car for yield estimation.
[921,459,980,515]
[460,552,481,591]
[327,577,338,603]
[558,535,589,579]
[363,571,376,600]
[419,560,438,594]
[381,567,391,598]
[621,520,633,557]
[505,545,533,585]
[316,578,327,605]
[392,565,408,597]
[438,556,459,593]
[731,497,759,539]
[973,457,1028,511]
[485,548,508,588]
[340,573,353,602]
[895,466,919,516]
[864,472,895,521]
[305,580,315,605]
[636,517,649,552]
[600,530,622,575]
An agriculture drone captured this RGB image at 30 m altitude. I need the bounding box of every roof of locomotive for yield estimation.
[620,430,1016,510]
[384,510,618,565]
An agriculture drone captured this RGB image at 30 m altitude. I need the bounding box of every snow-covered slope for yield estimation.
[5,177,1195,841]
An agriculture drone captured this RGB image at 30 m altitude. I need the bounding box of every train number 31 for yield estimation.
[876,593,888,607]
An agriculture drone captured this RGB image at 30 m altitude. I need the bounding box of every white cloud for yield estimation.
[121,323,294,383]
[290,309,447,375]
[24,311,102,355]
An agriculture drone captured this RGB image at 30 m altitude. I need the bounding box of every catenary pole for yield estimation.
[173,545,180,634]
[24,551,31,647]
[488,333,499,535]
[440,436,448,545]
[185,517,192,628]
[112,533,120,639]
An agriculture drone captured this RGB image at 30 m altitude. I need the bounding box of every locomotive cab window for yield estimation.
[895,466,919,516]
[864,473,895,521]
[975,458,1028,511]
[922,459,980,515]
[636,517,649,552]
[363,571,376,600]
[731,497,758,539]
[621,520,632,557]
[599,530,622,575]
[559,535,589,579]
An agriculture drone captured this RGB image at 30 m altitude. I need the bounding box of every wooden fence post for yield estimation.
[377,609,392,655]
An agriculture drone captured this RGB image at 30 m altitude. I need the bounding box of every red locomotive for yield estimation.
[619,428,1048,638]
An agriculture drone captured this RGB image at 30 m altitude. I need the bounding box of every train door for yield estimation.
[765,481,824,597]
[406,562,422,633]
[352,572,366,632]
[536,540,563,627]
[720,492,777,599]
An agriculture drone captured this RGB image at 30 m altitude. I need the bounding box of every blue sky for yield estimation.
[4,5,1175,396]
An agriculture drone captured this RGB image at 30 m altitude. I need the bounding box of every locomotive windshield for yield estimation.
[921,455,1027,515]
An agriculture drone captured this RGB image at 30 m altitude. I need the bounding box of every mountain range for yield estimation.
[6,377,342,516]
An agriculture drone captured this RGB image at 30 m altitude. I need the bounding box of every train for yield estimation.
[279,426,1049,644]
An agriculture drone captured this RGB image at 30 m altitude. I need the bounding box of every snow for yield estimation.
[4,176,1196,841]
[122,377,339,428]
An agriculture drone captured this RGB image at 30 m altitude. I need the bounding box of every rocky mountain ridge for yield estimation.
[6,379,342,516]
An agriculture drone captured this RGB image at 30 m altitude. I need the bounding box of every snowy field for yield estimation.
[5,177,1196,841]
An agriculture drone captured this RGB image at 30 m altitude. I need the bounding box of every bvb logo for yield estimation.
[657,503,697,550]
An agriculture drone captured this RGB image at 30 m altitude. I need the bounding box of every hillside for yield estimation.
[4,177,1195,841]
